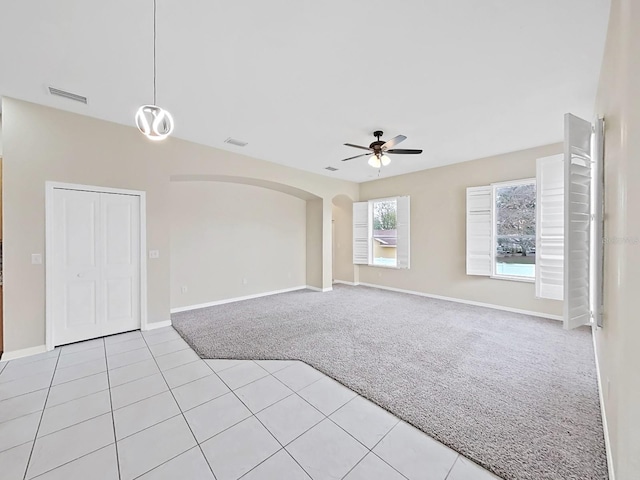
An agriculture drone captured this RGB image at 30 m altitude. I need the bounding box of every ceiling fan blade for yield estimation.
[386,148,423,155]
[381,135,407,150]
[341,153,372,162]
[344,143,373,152]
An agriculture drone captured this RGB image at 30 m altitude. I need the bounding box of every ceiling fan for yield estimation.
[341,130,423,168]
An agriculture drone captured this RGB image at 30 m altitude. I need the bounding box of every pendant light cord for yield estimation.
[153,0,157,105]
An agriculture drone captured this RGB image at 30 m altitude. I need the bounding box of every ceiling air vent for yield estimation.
[48,86,87,104]
[325,166,338,171]
[224,137,248,147]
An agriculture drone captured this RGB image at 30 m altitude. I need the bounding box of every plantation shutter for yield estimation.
[466,186,492,276]
[353,202,370,265]
[535,154,565,300]
[564,113,593,329]
[592,117,605,327]
[396,196,411,269]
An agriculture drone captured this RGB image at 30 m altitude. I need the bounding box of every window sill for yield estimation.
[490,275,535,284]
[368,264,400,269]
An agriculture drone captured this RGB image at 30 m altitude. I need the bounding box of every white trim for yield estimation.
[170,286,308,313]
[306,286,333,293]
[1,345,48,362]
[332,280,358,286]
[45,182,148,351]
[142,320,172,331]
[356,282,562,321]
[592,330,615,480]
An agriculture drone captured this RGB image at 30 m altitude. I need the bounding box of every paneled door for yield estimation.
[51,188,141,346]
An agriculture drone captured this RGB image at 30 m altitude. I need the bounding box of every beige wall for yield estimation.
[594,0,640,477]
[306,199,323,289]
[1,97,358,353]
[358,143,564,318]
[170,181,306,309]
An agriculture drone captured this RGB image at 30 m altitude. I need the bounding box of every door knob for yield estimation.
[77,273,84,278]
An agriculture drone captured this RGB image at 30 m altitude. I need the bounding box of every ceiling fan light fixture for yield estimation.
[368,155,382,168]
[380,154,391,166]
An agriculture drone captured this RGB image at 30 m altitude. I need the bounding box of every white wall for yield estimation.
[594,0,640,477]
[170,181,306,308]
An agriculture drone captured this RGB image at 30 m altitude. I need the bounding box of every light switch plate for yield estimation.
[31,253,43,265]
[149,250,160,259]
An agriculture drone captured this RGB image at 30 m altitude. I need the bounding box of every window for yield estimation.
[466,114,602,330]
[353,196,410,269]
[372,199,398,267]
[493,180,536,280]
[465,179,536,282]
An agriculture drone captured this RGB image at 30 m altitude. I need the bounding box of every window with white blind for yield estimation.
[353,196,410,269]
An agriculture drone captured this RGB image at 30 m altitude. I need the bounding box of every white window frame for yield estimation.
[353,196,410,269]
[490,178,537,283]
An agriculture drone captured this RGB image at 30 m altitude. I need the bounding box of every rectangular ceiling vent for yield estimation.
[48,86,87,104]
[224,137,248,147]
[325,166,338,171]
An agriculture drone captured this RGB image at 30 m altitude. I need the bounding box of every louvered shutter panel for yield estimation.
[466,186,492,276]
[564,113,593,329]
[535,154,565,300]
[396,196,411,269]
[353,202,370,265]
[592,117,605,327]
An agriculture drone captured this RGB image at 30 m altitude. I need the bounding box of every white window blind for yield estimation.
[535,154,565,300]
[564,113,593,330]
[466,186,492,276]
[352,201,370,265]
[396,196,411,269]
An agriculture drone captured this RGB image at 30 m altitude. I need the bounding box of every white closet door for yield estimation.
[52,189,103,345]
[536,154,565,300]
[100,193,141,336]
[52,189,141,345]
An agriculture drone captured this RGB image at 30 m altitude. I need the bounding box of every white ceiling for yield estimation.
[0,0,610,183]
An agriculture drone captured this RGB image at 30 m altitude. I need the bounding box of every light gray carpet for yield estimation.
[172,285,608,480]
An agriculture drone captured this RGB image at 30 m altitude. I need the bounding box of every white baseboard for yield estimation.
[356,282,562,321]
[1,344,48,362]
[332,280,358,286]
[592,329,615,480]
[142,320,173,331]
[170,286,309,313]
[306,286,333,292]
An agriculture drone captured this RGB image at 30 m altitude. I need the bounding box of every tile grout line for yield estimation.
[139,330,219,480]
[21,347,62,480]
[444,455,462,480]
[266,366,410,480]
[103,338,122,480]
[206,360,316,480]
[204,362,306,479]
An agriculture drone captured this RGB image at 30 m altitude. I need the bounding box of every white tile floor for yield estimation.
[0,327,501,480]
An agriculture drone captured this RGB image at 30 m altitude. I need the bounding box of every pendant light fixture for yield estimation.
[135,0,174,141]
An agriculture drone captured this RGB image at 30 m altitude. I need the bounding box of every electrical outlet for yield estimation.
[181,286,188,294]
[149,250,160,259]
[606,378,611,399]
[242,278,248,285]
